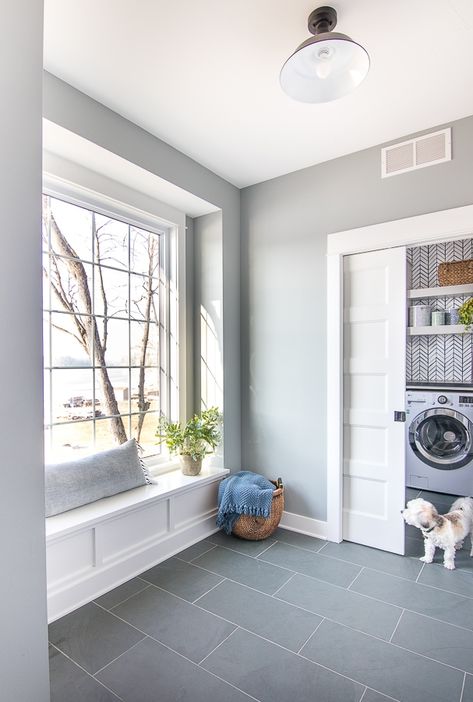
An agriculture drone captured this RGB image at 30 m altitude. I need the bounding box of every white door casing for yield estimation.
[342,248,406,554]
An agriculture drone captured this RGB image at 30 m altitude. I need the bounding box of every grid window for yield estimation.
[42,194,172,463]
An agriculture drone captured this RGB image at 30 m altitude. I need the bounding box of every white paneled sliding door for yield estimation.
[343,248,406,554]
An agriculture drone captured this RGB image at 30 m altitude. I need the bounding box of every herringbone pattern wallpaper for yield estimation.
[407,238,473,384]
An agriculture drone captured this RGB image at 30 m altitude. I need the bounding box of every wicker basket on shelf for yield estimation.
[232,478,284,541]
[438,260,473,286]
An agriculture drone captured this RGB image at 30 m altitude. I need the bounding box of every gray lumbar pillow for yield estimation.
[45,438,153,517]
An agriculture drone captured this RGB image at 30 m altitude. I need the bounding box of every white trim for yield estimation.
[327,204,473,256]
[279,510,327,541]
[326,204,473,547]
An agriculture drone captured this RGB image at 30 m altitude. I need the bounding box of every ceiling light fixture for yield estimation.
[280,6,370,103]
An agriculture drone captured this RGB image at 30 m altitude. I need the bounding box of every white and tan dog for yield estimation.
[402,496,473,569]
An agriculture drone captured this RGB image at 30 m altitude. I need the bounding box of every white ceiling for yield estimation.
[44,0,473,188]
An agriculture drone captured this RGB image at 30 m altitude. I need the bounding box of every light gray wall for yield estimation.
[0,3,50,700]
[241,116,473,521]
[44,73,241,471]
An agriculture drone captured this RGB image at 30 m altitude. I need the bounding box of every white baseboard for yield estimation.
[279,510,328,540]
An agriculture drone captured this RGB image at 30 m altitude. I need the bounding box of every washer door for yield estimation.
[409,408,473,470]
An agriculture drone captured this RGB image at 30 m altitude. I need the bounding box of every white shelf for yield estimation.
[408,284,473,299]
[407,325,471,336]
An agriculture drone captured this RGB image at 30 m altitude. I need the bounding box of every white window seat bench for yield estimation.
[46,466,229,622]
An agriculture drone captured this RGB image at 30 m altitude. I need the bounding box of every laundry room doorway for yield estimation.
[326,204,473,554]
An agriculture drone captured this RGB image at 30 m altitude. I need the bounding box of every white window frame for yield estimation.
[43,173,188,476]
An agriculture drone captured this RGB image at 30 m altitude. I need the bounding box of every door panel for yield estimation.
[343,248,406,554]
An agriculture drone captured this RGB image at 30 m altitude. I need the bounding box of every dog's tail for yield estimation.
[451,496,473,524]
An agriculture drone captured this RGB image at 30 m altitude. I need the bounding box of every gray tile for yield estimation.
[419,490,461,509]
[49,602,145,674]
[175,541,216,562]
[202,626,364,702]
[351,568,473,631]
[273,527,326,552]
[276,573,401,640]
[320,540,422,581]
[405,536,424,557]
[301,619,463,702]
[97,636,250,702]
[49,645,120,702]
[418,560,473,597]
[405,524,424,541]
[259,541,361,588]
[405,487,422,500]
[94,578,150,610]
[362,691,398,702]
[392,610,473,674]
[463,675,473,702]
[193,545,292,594]
[206,530,276,556]
[139,557,223,602]
[113,582,235,663]
[197,578,322,651]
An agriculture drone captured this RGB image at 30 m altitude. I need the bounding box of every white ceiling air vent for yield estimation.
[381,128,451,178]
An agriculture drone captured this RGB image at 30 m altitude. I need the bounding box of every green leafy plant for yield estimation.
[458,298,473,332]
[156,407,222,461]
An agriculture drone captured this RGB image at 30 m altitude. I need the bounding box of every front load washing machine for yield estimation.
[406,388,473,496]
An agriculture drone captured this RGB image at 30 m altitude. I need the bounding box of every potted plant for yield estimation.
[156,407,222,476]
[459,298,473,332]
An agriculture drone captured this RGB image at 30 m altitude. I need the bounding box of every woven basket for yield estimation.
[232,479,284,541]
[438,260,473,286]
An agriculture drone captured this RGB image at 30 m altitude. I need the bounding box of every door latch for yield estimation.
[394,411,406,422]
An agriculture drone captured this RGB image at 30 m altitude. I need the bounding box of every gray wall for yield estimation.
[241,115,473,521]
[194,212,224,416]
[0,3,50,700]
[44,73,241,471]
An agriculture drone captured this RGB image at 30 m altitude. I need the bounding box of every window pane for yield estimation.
[50,198,93,262]
[129,273,160,322]
[130,321,159,367]
[44,370,51,425]
[42,253,51,309]
[94,266,129,318]
[95,367,130,417]
[49,421,94,463]
[131,412,160,457]
[51,369,94,423]
[51,313,93,367]
[43,314,51,368]
[49,257,93,315]
[130,227,160,277]
[130,368,160,414]
[95,318,129,367]
[43,195,171,461]
[94,417,129,452]
[95,215,128,269]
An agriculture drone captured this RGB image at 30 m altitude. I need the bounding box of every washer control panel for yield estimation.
[437,395,448,405]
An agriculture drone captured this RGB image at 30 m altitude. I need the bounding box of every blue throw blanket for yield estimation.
[216,471,275,535]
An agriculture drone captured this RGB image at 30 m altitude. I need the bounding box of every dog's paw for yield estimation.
[419,556,433,563]
[455,542,464,550]
[444,562,455,570]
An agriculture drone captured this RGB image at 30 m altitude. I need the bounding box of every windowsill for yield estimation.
[45,465,229,541]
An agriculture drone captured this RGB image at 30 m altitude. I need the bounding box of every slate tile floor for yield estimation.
[49,491,473,702]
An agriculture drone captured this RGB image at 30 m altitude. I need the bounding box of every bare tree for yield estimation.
[43,198,128,444]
